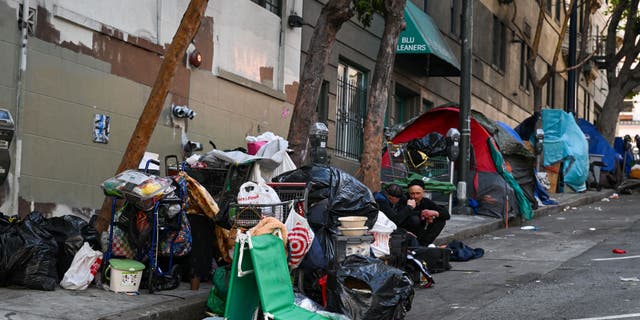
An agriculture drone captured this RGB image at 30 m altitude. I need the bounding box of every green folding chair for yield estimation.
[225,231,328,320]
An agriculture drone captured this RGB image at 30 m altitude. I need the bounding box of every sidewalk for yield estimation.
[0,189,615,320]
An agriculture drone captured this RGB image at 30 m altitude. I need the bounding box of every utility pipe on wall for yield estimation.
[12,0,29,215]
[277,0,288,92]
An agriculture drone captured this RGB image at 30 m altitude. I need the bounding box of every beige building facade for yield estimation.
[0,0,302,217]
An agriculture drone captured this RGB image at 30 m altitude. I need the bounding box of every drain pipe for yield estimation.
[156,0,162,45]
[12,0,29,215]
[277,0,287,92]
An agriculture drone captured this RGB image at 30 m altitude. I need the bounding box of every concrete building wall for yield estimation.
[0,0,300,217]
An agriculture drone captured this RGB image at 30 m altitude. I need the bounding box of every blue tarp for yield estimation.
[577,119,620,172]
[542,109,589,192]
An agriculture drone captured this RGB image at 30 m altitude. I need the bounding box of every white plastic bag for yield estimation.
[285,207,315,268]
[237,181,281,205]
[60,242,103,290]
[237,181,282,217]
[370,211,397,258]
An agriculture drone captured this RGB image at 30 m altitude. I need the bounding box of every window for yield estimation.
[583,88,590,121]
[519,41,531,91]
[450,0,460,37]
[555,0,561,21]
[336,62,367,160]
[546,67,556,107]
[389,84,421,127]
[545,0,552,14]
[317,81,329,125]
[250,0,281,16]
[492,16,506,71]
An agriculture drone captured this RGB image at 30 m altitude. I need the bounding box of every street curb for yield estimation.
[99,292,210,320]
[434,190,614,245]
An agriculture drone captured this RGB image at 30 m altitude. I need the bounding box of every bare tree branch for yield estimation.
[555,50,597,73]
[606,0,628,74]
[538,0,575,87]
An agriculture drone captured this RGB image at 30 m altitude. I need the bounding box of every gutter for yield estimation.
[12,0,29,215]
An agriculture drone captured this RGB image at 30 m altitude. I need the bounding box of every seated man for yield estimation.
[404,179,450,246]
[373,183,414,227]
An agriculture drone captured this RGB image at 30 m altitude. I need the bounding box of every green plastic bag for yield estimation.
[206,267,229,315]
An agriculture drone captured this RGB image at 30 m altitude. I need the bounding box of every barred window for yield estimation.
[336,62,367,160]
[250,0,281,16]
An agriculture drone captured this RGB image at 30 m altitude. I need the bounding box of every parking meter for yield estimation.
[446,128,460,161]
[309,122,329,164]
[534,129,544,155]
[0,108,15,184]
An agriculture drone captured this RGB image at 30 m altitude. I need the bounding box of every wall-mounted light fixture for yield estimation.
[288,14,304,28]
[188,49,202,68]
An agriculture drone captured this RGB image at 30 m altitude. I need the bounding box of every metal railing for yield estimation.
[336,77,366,160]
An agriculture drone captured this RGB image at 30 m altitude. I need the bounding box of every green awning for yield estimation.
[396,1,461,77]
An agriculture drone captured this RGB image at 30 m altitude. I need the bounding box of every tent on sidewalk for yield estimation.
[471,112,538,211]
[381,106,519,219]
[516,109,589,192]
[577,119,623,188]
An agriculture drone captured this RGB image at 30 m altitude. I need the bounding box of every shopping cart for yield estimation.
[102,160,188,293]
[165,155,253,209]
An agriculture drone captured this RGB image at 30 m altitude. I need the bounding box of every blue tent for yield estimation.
[542,109,589,192]
[497,121,524,143]
[577,119,620,172]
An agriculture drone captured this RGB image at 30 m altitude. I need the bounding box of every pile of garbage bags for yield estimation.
[0,211,98,290]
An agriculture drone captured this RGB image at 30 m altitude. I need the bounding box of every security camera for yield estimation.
[172,105,196,119]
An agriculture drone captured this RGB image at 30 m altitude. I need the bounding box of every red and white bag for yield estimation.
[60,242,103,290]
[285,207,315,268]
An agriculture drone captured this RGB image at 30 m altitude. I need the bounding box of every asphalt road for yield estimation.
[406,192,640,320]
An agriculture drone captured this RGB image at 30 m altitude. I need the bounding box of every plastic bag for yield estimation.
[0,211,59,291]
[273,165,379,229]
[285,207,315,268]
[101,170,175,206]
[60,242,103,290]
[370,211,397,258]
[237,181,282,215]
[237,181,281,204]
[44,215,92,280]
[327,255,414,320]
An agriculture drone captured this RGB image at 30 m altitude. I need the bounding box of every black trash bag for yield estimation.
[326,255,414,320]
[273,165,378,229]
[0,211,59,290]
[407,132,448,157]
[44,215,95,280]
[82,218,100,250]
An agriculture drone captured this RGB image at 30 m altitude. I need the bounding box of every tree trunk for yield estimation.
[598,86,625,143]
[287,0,354,166]
[361,0,406,191]
[533,84,543,114]
[95,0,209,233]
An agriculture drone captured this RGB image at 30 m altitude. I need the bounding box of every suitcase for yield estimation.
[409,246,451,273]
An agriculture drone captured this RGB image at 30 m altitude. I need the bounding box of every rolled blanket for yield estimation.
[249,217,288,250]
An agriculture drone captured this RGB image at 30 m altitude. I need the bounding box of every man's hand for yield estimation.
[421,209,439,224]
[407,199,416,208]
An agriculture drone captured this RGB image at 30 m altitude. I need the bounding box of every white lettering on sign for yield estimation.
[397,44,427,51]
[401,37,415,43]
